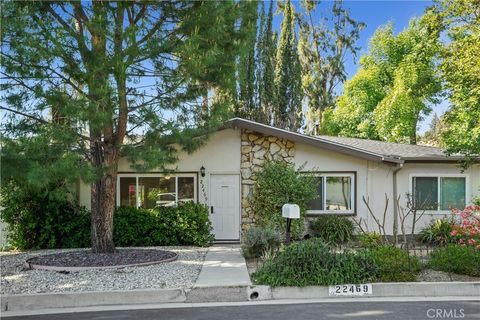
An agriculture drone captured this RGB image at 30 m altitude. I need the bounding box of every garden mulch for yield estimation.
[26,248,177,268]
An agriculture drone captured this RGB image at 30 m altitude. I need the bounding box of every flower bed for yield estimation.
[450,205,480,248]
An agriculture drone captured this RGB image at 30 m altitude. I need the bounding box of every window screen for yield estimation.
[326,176,352,211]
[119,177,136,207]
[440,177,466,210]
[413,177,438,210]
[307,177,324,211]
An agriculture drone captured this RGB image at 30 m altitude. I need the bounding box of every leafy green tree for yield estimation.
[419,113,446,147]
[326,12,442,144]
[274,0,303,131]
[374,12,442,144]
[323,66,385,139]
[298,0,364,134]
[435,0,480,166]
[1,1,243,253]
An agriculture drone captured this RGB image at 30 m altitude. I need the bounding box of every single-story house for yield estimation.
[78,118,480,242]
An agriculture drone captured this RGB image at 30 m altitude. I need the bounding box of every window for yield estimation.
[307,173,355,214]
[118,174,196,209]
[412,176,466,211]
[119,177,136,207]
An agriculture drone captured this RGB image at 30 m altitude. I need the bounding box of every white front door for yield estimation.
[209,174,240,240]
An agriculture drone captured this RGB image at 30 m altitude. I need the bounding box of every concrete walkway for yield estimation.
[194,245,251,288]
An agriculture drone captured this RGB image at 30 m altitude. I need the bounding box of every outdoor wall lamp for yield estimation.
[200,166,206,177]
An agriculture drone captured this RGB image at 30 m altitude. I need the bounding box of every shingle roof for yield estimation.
[316,135,453,161]
[228,118,467,164]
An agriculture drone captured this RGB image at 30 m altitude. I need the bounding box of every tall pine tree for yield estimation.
[236,1,259,119]
[274,0,303,131]
[1,1,244,253]
[256,0,276,125]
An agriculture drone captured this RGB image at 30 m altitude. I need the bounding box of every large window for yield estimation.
[307,173,355,214]
[118,174,196,209]
[412,176,466,211]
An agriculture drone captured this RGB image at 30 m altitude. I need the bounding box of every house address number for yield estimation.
[328,284,372,296]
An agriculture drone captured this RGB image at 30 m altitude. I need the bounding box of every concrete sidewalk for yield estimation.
[186,245,251,302]
[194,245,251,288]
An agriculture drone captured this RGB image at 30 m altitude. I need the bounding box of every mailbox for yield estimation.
[282,204,300,219]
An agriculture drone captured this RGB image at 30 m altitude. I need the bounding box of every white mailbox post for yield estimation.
[282,204,300,245]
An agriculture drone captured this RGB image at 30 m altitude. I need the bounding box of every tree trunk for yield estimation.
[90,141,117,253]
[409,134,417,145]
[410,120,417,145]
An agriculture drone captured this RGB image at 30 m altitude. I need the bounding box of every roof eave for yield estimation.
[229,118,401,164]
[403,156,477,163]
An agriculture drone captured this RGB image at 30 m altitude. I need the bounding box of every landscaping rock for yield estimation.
[0,247,206,295]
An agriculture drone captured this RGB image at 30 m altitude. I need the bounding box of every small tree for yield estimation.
[250,161,318,239]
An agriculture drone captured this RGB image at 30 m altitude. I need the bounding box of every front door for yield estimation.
[209,174,240,240]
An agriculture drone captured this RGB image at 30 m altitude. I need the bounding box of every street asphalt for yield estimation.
[4,300,480,320]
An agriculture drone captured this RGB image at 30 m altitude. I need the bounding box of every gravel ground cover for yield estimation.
[416,269,480,282]
[0,247,207,295]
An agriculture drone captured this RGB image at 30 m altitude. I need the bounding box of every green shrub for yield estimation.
[358,232,382,248]
[0,181,90,250]
[242,226,282,258]
[113,206,173,246]
[368,245,421,282]
[311,215,354,244]
[253,238,377,286]
[473,196,480,206]
[1,178,212,249]
[428,245,480,277]
[114,202,213,247]
[167,202,213,246]
[250,161,318,239]
[419,218,455,245]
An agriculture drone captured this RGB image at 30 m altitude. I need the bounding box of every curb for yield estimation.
[2,282,479,312]
[187,286,248,303]
[1,288,186,312]
[248,281,480,301]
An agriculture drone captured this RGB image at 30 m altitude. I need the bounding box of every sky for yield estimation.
[272,0,448,134]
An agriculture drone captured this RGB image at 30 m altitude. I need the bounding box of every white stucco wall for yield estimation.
[76,127,480,237]
[292,142,480,235]
[79,128,241,209]
[396,163,480,233]
[294,142,396,233]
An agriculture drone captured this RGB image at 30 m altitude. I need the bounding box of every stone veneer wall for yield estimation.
[240,129,295,233]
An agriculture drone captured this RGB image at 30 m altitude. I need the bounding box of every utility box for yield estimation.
[282,204,300,219]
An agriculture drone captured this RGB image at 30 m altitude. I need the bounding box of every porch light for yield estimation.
[200,166,206,177]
